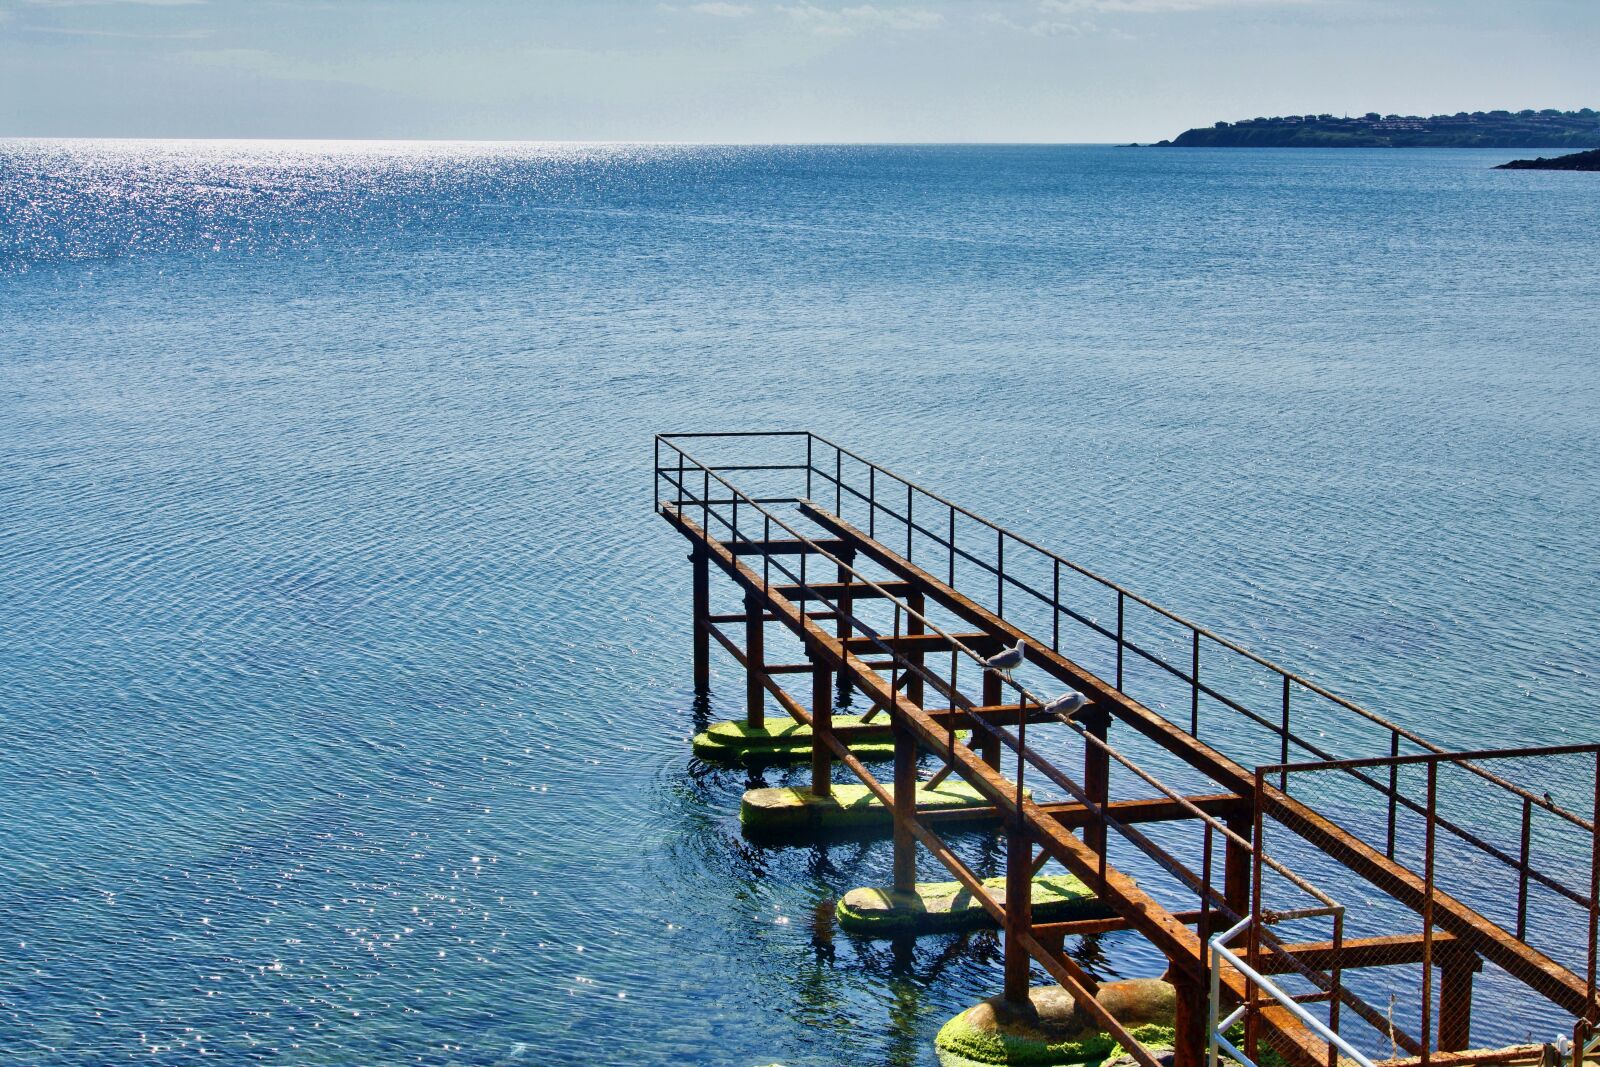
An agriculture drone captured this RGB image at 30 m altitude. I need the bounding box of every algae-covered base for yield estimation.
[741,781,1015,837]
[693,716,965,765]
[837,873,1113,937]
[936,980,1176,1067]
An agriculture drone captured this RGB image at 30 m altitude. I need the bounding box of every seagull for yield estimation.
[1041,690,1089,721]
[982,638,1026,679]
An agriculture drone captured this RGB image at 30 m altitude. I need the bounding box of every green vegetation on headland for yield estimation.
[1495,147,1600,170]
[1151,108,1600,148]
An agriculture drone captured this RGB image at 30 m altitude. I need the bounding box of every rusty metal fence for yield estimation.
[1246,745,1600,1065]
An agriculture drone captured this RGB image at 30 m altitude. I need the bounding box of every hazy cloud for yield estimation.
[688,2,753,15]
[23,0,206,6]
[778,3,944,36]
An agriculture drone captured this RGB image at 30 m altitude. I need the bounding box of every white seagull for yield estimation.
[982,638,1026,679]
[1041,690,1089,721]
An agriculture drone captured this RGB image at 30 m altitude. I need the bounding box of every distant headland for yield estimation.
[1147,109,1600,148]
[1495,147,1600,171]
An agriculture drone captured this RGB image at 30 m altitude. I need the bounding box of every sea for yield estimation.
[1,141,1596,1066]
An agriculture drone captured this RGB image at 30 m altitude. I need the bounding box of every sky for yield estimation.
[0,0,1596,142]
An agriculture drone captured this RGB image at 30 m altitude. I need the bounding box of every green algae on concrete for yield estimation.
[694,716,966,764]
[935,980,1177,1067]
[837,873,1112,937]
[694,716,887,764]
[741,781,1016,836]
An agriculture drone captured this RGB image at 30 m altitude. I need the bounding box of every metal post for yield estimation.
[981,669,1003,770]
[1516,795,1532,940]
[1224,805,1252,924]
[996,529,1005,616]
[893,720,917,892]
[1386,730,1401,859]
[905,592,925,709]
[1003,820,1032,1004]
[1279,677,1290,789]
[1173,969,1207,1067]
[1083,706,1110,858]
[1421,759,1438,1066]
[1052,559,1061,651]
[744,589,764,730]
[1208,934,1223,1067]
[1246,768,1266,1062]
[811,651,833,798]
[1588,749,1599,1022]
[1115,591,1125,691]
[692,546,710,692]
[836,547,855,704]
[1190,629,1201,737]
[1437,944,1478,1051]
[805,434,813,499]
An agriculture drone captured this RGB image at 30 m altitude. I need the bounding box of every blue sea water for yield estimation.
[0,141,1597,1066]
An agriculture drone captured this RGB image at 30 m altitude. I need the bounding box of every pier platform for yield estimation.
[657,431,1600,1067]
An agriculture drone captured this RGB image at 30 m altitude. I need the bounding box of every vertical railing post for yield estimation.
[1003,820,1032,1004]
[1190,629,1201,737]
[1279,676,1290,789]
[1207,933,1222,1067]
[692,544,710,693]
[868,466,876,538]
[836,546,856,704]
[744,589,764,730]
[811,646,833,798]
[1245,768,1266,1063]
[1588,748,1600,1025]
[1052,559,1061,652]
[1516,795,1532,940]
[805,434,813,500]
[1115,591,1125,691]
[947,506,956,587]
[1386,730,1401,859]
[1328,909,1345,1067]
[1421,759,1438,1066]
[996,529,1005,616]
[1280,681,1292,790]
[834,448,841,516]
[906,483,914,560]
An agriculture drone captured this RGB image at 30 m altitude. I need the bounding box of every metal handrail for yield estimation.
[785,431,1593,829]
[653,434,1340,914]
[1208,915,1379,1067]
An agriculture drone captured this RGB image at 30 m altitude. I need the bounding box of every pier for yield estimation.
[656,431,1598,1067]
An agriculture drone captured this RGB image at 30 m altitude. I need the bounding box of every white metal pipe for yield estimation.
[1210,929,1380,1067]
